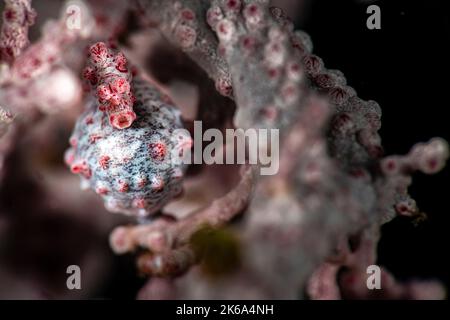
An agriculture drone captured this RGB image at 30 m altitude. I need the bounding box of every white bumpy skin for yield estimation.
[66,77,191,217]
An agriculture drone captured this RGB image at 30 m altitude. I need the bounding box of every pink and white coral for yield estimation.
[0,0,448,300]
[0,0,36,63]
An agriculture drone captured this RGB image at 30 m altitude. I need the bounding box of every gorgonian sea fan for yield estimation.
[0,0,448,300]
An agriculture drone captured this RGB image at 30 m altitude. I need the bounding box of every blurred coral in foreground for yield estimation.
[0,0,448,299]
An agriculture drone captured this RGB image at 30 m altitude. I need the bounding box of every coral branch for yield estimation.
[130,0,446,299]
[67,76,190,217]
[0,0,36,64]
[109,166,254,275]
[133,0,233,97]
